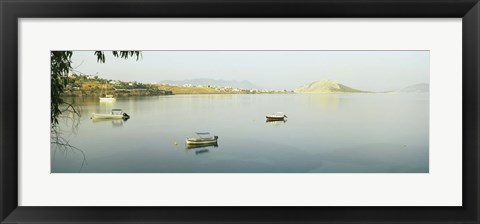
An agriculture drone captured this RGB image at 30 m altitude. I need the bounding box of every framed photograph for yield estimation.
[1,0,479,223]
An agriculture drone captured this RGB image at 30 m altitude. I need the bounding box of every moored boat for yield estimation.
[99,94,116,102]
[266,112,288,121]
[185,132,218,145]
[91,109,130,120]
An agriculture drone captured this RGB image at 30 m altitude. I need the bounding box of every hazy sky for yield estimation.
[70,51,429,91]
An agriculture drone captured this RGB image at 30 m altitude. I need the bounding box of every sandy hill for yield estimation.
[294,79,368,93]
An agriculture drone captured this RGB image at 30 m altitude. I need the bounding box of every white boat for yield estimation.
[266,112,287,121]
[185,132,218,145]
[99,94,116,102]
[91,109,129,120]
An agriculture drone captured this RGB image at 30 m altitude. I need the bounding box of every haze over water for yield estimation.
[52,93,429,173]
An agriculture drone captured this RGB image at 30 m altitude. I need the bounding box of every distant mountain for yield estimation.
[294,79,368,93]
[399,83,429,93]
[160,78,260,89]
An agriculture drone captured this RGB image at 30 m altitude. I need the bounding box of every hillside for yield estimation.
[400,83,429,93]
[294,79,368,93]
[61,74,288,96]
[61,74,172,97]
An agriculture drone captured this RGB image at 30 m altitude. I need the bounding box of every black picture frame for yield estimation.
[1,0,479,223]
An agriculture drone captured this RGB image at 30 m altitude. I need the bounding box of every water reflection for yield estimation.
[194,149,210,155]
[185,143,219,156]
[53,94,429,173]
[304,94,339,110]
[91,117,128,127]
[112,119,126,127]
[185,142,219,150]
[265,120,287,126]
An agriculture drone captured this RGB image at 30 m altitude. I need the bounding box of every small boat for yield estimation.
[185,132,218,145]
[99,94,116,102]
[266,112,288,121]
[91,109,130,120]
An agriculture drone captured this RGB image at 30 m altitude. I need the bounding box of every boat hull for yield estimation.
[91,113,124,119]
[99,98,116,102]
[266,116,286,121]
[185,136,218,145]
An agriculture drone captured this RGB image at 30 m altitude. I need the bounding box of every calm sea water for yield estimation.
[52,94,429,173]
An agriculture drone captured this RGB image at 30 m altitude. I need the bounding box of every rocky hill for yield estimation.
[294,79,368,93]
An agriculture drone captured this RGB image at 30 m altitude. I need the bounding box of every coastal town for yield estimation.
[62,74,291,97]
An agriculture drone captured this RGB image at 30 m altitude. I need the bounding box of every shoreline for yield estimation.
[61,91,416,99]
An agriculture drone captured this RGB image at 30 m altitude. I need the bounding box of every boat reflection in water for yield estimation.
[185,142,218,150]
[185,142,219,156]
[194,148,210,155]
[91,118,127,127]
[265,119,287,126]
[112,119,126,127]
